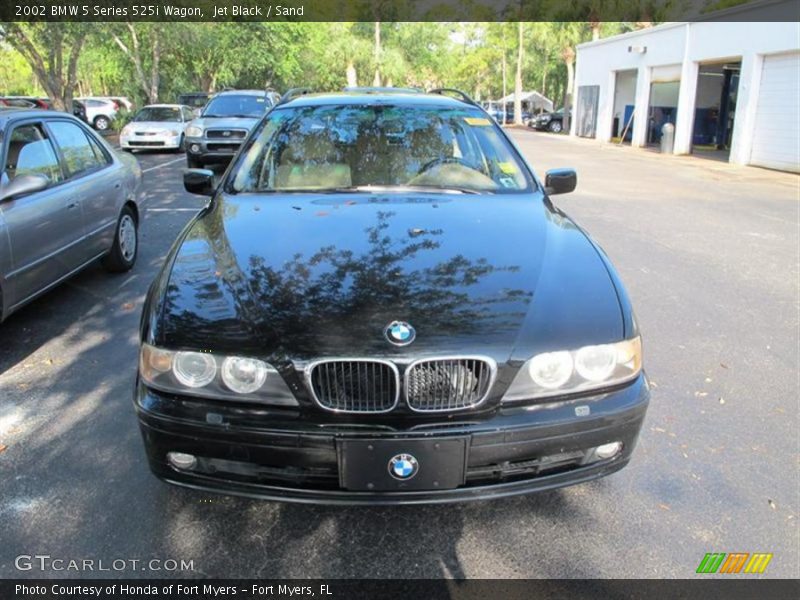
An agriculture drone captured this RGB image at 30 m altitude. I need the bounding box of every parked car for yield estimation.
[530,109,570,133]
[178,92,211,110]
[184,89,281,168]
[0,98,36,108]
[135,89,648,504]
[0,97,49,109]
[72,100,88,123]
[0,108,144,321]
[120,104,194,153]
[75,97,118,131]
[484,104,532,125]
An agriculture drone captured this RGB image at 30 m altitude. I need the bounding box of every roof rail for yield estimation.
[427,88,479,107]
[278,87,313,105]
[343,86,423,94]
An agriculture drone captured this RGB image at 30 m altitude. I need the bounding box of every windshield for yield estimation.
[231,104,532,194]
[202,94,269,118]
[134,107,182,122]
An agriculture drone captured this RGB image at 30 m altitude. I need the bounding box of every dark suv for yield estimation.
[184,90,280,168]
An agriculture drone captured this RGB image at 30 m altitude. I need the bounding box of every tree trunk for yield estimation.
[501,27,507,125]
[149,34,160,103]
[372,21,381,87]
[514,22,524,125]
[562,47,575,133]
[346,60,357,87]
[591,22,601,41]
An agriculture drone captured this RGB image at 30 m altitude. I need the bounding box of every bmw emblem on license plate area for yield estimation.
[388,453,419,480]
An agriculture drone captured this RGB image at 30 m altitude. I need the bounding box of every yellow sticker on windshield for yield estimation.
[498,162,518,174]
[464,117,491,126]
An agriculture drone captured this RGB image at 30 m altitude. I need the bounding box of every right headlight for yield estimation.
[139,343,297,406]
[185,125,203,137]
[502,337,642,403]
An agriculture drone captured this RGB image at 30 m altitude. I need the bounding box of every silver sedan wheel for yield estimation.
[118,215,137,261]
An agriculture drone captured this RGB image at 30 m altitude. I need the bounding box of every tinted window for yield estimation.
[134,107,182,122]
[202,94,269,118]
[48,121,105,177]
[232,105,531,193]
[3,124,62,184]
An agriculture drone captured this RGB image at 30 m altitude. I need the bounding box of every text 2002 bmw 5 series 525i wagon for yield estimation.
[135,88,650,504]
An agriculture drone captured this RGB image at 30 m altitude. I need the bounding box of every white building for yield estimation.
[571,0,800,173]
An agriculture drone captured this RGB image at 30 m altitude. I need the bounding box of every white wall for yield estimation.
[573,15,800,170]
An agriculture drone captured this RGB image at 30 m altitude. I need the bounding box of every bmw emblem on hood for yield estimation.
[388,453,419,480]
[384,320,415,346]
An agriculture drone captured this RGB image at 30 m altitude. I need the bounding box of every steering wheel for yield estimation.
[417,156,478,175]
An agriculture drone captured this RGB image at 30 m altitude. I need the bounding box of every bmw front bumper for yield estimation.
[134,374,650,505]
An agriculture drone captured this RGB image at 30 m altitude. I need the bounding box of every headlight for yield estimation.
[139,343,297,406]
[121,125,132,136]
[185,125,203,137]
[221,356,268,394]
[502,337,642,403]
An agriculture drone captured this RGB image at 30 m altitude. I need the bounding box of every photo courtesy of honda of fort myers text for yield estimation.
[0,0,798,598]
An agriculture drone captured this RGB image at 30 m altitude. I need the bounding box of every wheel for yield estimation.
[175,134,185,153]
[94,115,110,131]
[187,155,203,169]
[548,120,563,133]
[102,206,138,273]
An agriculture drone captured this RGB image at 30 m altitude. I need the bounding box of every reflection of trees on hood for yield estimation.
[163,207,532,354]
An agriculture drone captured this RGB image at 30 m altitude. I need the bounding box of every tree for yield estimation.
[513,22,524,124]
[0,23,87,110]
[109,23,162,103]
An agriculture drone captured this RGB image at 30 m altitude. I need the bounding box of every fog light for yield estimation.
[190,144,200,153]
[167,451,197,470]
[594,441,623,459]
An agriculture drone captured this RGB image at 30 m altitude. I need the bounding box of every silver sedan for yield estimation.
[0,108,144,321]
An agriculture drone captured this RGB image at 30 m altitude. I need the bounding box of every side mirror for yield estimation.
[184,168,216,196]
[544,168,577,196]
[0,174,50,202]
[192,108,201,118]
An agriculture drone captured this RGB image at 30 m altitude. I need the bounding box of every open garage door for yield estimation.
[750,52,800,173]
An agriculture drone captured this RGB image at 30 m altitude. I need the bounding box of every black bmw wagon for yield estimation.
[135,88,650,504]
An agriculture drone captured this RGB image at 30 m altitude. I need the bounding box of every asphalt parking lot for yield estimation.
[1,132,797,579]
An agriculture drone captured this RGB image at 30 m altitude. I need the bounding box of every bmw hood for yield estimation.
[152,193,624,362]
[189,116,261,132]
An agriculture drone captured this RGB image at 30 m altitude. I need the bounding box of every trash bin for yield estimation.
[660,122,675,154]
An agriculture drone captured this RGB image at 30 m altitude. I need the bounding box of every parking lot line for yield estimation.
[142,157,186,173]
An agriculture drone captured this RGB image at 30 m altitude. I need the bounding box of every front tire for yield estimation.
[94,115,110,131]
[102,206,138,273]
[175,134,185,153]
[549,120,563,133]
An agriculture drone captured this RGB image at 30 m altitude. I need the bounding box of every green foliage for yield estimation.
[0,20,665,108]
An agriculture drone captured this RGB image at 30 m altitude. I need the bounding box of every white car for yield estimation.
[76,97,118,131]
[120,104,194,152]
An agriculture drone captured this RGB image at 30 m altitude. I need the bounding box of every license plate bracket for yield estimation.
[338,437,468,492]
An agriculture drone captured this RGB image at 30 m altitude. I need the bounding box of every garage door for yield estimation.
[750,52,800,173]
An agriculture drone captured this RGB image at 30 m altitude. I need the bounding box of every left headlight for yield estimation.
[120,125,133,136]
[139,343,298,406]
[185,125,203,137]
[502,337,642,403]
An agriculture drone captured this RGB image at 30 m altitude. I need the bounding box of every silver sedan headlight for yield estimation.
[139,343,297,406]
[185,125,203,137]
[502,337,642,402]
